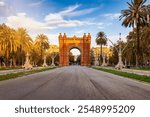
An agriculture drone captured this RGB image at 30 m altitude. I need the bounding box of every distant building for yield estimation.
[91,47,112,66]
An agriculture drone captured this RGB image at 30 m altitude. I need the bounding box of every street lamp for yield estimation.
[108,33,131,69]
[115,33,125,69]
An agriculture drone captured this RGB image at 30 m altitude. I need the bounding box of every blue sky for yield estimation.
[0,0,150,47]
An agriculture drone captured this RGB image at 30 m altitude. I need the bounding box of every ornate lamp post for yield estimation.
[109,33,131,69]
[115,34,125,69]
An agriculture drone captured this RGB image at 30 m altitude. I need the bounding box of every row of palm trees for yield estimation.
[96,0,150,67]
[0,24,49,67]
[120,0,150,66]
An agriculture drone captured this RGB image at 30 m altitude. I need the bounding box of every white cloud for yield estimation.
[6,11,84,34]
[98,26,104,29]
[6,4,101,31]
[44,4,102,28]
[29,0,45,7]
[44,4,97,28]
[105,22,113,26]
[59,4,81,15]
[46,33,59,45]
[63,7,99,17]
[6,13,46,32]
[103,13,121,20]
[44,12,83,28]
[0,0,15,17]
[5,4,103,41]
[0,1,5,7]
[45,17,82,29]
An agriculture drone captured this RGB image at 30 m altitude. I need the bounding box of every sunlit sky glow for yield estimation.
[0,0,150,48]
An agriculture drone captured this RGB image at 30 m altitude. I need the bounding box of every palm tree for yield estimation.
[120,0,148,67]
[142,5,150,24]
[34,34,49,64]
[96,32,107,65]
[16,28,33,66]
[9,29,20,67]
[0,24,11,67]
[0,24,20,67]
[0,24,5,67]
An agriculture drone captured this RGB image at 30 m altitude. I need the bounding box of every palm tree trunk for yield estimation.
[13,54,16,67]
[41,48,43,65]
[136,23,140,67]
[18,46,22,66]
[6,48,9,67]
[21,45,24,66]
[0,57,2,68]
[100,45,102,65]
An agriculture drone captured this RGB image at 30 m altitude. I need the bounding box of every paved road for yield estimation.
[0,66,150,100]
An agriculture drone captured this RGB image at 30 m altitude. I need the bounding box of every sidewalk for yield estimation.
[94,66,150,76]
[0,67,43,76]
[121,68,150,76]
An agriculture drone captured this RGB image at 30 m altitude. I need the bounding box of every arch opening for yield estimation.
[69,48,81,65]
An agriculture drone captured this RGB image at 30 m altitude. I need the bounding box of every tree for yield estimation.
[34,34,49,65]
[48,45,59,66]
[124,26,150,66]
[0,24,20,67]
[16,28,33,66]
[140,26,150,65]
[95,32,107,65]
[120,0,148,67]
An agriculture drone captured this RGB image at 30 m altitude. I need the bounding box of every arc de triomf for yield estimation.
[58,33,91,66]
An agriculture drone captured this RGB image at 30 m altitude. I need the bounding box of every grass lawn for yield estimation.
[132,67,150,71]
[0,67,22,71]
[93,67,150,83]
[0,67,55,81]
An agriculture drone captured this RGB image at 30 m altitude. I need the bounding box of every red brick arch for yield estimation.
[58,33,91,66]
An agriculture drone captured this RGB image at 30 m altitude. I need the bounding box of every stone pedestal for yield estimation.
[94,56,99,66]
[10,59,13,68]
[101,54,107,67]
[42,56,48,67]
[115,46,125,69]
[51,57,55,67]
[23,53,32,70]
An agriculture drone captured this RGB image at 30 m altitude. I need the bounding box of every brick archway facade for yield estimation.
[58,33,91,66]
